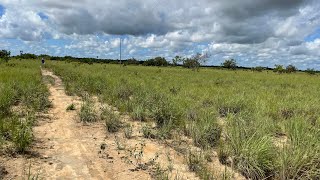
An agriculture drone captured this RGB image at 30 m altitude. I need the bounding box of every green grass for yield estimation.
[66,103,76,111]
[79,101,98,123]
[101,108,122,133]
[46,60,320,179]
[0,60,50,152]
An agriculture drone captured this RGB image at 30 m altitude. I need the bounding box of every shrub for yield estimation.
[273,64,285,73]
[222,59,237,69]
[276,119,320,179]
[149,94,179,128]
[0,50,10,63]
[182,53,209,71]
[143,57,168,66]
[305,68,316,75]
[66,103,76,111]
[182,59,201,70]
[0,87,15,117]
[286,65,297,73]
[218,106,241,117]
[124,125,133,139]
[101,108,121,133]
[114,81,133,101]
[12,121,33,153]
[192,122,222,148]
[79,101,98,123]
[186,151,214,179]
[131,105,146,121]
[252,66,264,72]
[142,125,156,139]
[224,118,275,179]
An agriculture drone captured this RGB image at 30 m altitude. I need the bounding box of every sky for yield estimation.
[0,0,319,69]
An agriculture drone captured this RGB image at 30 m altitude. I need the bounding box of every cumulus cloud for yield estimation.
[0,0,319,69]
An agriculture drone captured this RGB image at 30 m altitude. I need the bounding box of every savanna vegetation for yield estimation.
[1,50,319,179]
[45,60,320,179]
[0,60,50,153]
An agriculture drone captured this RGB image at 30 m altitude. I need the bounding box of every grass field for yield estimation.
[0,60,50,153]
[46,60,320,179]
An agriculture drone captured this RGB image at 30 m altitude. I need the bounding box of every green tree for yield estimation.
[274,64,285,73]
[305,68,316,75]
[286,65,298,73]
[182,53,209,71]
[252,66,264,72]
[183,58,201,70]
[172,56,183,66]
[143,57,168,66]
[0,49,11,63]
[222,59,237,69]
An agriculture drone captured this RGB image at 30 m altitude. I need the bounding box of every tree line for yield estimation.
[0,49,318,74]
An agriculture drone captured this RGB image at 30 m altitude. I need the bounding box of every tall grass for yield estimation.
[47,61,320,179]
[0,60,50,152]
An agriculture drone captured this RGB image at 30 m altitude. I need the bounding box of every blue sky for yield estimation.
[0,4,4,17]
[0,0,319,69]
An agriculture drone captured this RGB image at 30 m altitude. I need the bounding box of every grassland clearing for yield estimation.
[46,60,320,179]
[0,59,319,179]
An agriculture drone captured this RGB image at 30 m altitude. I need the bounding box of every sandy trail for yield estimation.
[30,69,151,179]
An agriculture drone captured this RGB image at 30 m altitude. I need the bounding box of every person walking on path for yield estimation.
[41,57,45,66]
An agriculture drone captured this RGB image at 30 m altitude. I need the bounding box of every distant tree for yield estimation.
[154,57,168,66]
[18,53,37,59]
[305,68,316,75]
[182,52,210,71]
[252,66,264,72]
[128,58,139,65]
[0,49,11,63]
[143,57,168,66]
[38,54,51,60]
[182,58,201,70]
[172,55,183,66]
[273,64,285,73]
[286,65,298,73]
[222,59,237,69]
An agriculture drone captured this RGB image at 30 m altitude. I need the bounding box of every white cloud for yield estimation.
[0,0,319,69]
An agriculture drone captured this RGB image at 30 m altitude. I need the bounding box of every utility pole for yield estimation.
[119,37,122,64]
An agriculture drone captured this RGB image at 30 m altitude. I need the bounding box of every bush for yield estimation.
[131,105,146,121]
[101,108,122,133]
[252,66,264,72]
[66,103,76,111]
[192,121,222,148]
[186,151,214,179]
[273,64,285,74]
[149,94,178,128]
[0,87,15,117]
[124,125,133,139]
[305,68,316,75]
[224,118,275,179]
[114,80,133,101]
[222,59,237,69]
[143,57,168,66]
[0,50,10,63]
[79,101,98,123]
[182,59,200,70]
[141,125,156,139]
[286,65,297,73]
[12,121,33,153]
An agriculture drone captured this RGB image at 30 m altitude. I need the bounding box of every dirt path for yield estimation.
[26,69,151,179]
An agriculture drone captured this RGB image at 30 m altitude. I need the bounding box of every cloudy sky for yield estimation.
[0,0,319,69]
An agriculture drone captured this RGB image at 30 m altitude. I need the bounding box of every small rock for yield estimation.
[100,143,107,150]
